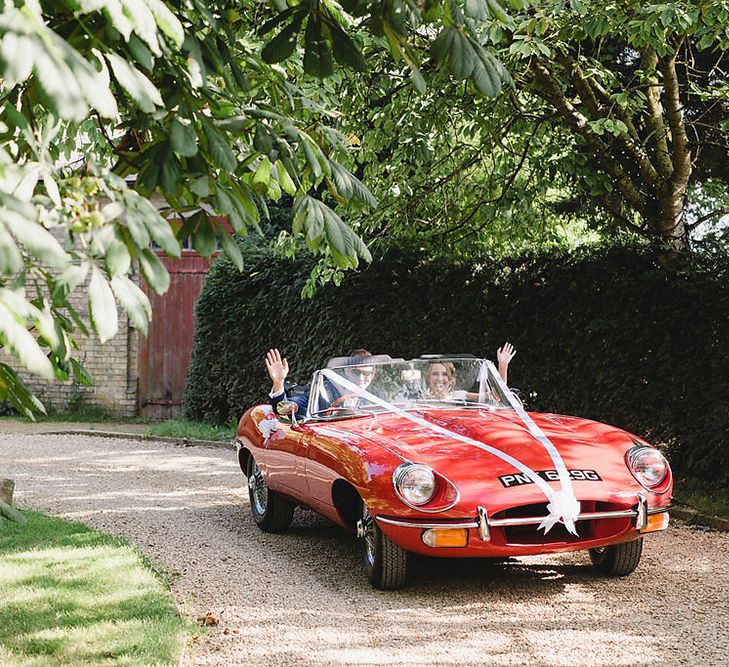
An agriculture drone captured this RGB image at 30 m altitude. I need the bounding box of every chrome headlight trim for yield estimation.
[626,445,670,490]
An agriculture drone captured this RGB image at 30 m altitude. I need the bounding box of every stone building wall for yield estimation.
[1,275,141,417]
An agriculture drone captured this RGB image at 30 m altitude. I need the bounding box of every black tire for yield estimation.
[246,454,294,533]
[358,501,408,590]
[589,538,643,576]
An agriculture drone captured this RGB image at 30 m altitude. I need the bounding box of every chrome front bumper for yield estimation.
[376,495,669,542]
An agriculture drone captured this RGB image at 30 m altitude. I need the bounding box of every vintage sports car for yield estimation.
[235,355,672,589]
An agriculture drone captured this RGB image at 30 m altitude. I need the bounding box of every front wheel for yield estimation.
[589,538,643,576]
[357,502,408,590]
[246,454,294,533]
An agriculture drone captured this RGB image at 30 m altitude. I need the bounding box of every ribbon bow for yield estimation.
[538,491,582,536]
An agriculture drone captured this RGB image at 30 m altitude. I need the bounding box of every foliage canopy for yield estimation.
[0,0,516,412]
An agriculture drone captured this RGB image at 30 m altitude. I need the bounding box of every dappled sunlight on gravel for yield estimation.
[2,433,728,666]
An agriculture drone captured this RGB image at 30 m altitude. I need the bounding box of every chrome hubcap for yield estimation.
[249,460,268,516]
[361,505,376,567]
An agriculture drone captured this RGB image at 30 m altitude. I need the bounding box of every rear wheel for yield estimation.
[589,538,643,576]
[246,454,294,532]
[357,502,408,590]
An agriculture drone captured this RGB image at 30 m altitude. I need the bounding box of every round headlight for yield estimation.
[627,447,669,488]
[394,464,436,507]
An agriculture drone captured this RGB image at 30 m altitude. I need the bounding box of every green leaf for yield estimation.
[328,161,377,207]
[202,119,237,172]
[275,160,297,196]
[329,21,368,72]
[449,30,476,80]
[410,64,426,93]
[465,0,488,19]
[218,225,244,271]
[253,124,274,155]
[159,149,181,193]
[485,0,515,28]
[229,181,260,229]
[431,27,456,63]
[183,34,206,88]
[259,7,298,35]
[105,238,131,277]
[192,214,217,256]
[170,116,198,157]
[43,173,61,207]
[145,0,185,48]
[303,14,333,78]
[111,275,152,335]
[125,190,180,256]
[139,249,170,293]
[128,34,154,70]
[471,46,502,97]
[262,16,304,63]
[56,262,90,294]
[252,157,272,194]
[292,196,371,265]
[107,52,163,113]
[69,357,95,386]
[3,211,69,268]
[190,176,211,197]
[0,299,54,379]
[0,362,46,418]
[88,266,118,343]
[0,224,24,274]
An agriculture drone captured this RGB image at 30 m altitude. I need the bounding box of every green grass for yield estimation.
[0,511,187,666]
[144,418,235,442]
[674,478,729,520]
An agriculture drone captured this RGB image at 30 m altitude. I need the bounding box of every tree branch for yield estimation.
[658,49,692,192]
[531,60,648,216]
[686,208,728,231]
[640,48,673,180]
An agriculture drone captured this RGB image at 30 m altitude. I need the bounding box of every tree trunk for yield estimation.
[0,478,14,505]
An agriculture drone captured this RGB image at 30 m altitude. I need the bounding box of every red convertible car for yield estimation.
[235,355,672,589]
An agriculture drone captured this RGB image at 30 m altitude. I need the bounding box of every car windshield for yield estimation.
[306,356,512,420]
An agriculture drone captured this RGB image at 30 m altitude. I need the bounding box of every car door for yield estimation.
[303,425,346,516]
[264,419,311,499]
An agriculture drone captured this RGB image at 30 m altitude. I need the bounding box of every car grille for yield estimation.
[492,500,631,545]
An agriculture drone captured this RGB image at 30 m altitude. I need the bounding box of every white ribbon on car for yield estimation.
[322,363,581,535]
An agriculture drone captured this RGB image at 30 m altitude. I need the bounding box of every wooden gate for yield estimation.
[138,252,213,419]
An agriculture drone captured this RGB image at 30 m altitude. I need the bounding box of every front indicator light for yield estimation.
[640,512,670,534]
[421,528,468,548]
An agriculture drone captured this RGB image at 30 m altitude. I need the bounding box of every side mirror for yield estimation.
[276,400,299,426]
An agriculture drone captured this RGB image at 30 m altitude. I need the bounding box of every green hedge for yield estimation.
[184,243,729,485]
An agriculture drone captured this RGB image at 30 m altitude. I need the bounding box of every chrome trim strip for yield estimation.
[488,509,637,527]
[377,497,672,531]
[377,506,648,530]
[377,517,478,530]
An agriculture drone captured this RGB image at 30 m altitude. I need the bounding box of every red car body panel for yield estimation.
[237,404,672,558]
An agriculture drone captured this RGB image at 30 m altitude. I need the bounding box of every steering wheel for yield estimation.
[329,393,358,408]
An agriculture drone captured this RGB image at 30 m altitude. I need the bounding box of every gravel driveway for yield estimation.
[1,432,728,666]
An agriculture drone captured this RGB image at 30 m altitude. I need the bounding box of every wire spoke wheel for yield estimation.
[248,460,268,516]
[358,499,408,590]
[361,505,376,568]
[245,453,294,533]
